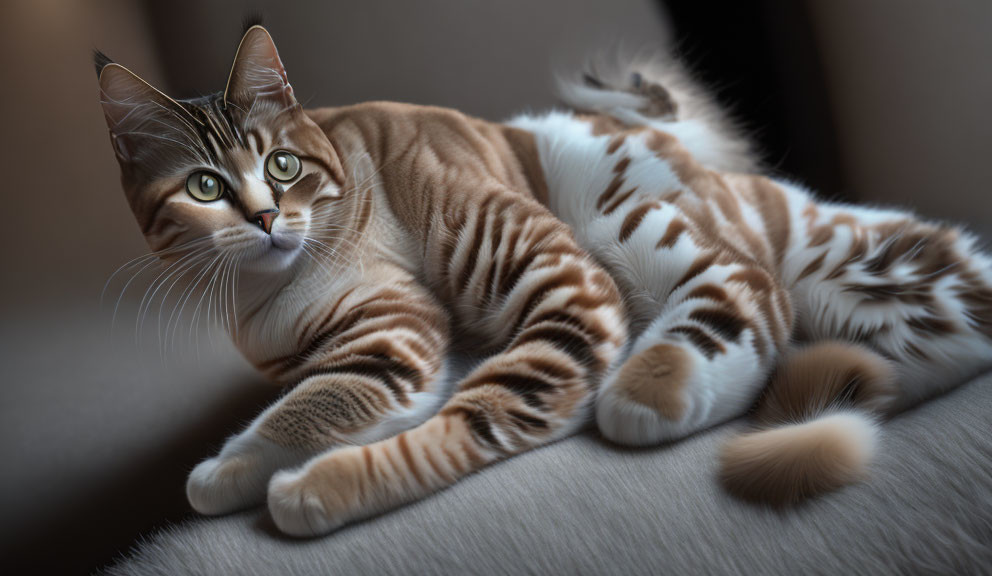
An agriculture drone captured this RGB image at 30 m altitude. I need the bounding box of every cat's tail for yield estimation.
[719,342,898,505]
[554,52,756,173]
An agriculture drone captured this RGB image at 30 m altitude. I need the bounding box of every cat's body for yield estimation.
[96,27,992,536]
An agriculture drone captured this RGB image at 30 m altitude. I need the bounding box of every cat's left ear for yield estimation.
[224,25,297,111]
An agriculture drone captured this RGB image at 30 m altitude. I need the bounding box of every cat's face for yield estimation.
[97,26,344,272]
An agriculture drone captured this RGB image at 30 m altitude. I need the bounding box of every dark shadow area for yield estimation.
[661,0,845,199]
[3,377,280,575]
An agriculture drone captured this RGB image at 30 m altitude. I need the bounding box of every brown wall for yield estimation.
[0,1,165,306]
[809,0,992,238]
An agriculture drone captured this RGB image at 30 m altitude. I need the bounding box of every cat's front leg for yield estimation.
[186,409,314,516]
[187,275,450,515]
[266,192,628,536]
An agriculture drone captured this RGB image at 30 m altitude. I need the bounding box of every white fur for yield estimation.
[509,110,776,444]
[510,68,992,446]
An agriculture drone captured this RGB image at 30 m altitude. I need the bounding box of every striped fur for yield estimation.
[515,65,992,503]
[97,26,992,535]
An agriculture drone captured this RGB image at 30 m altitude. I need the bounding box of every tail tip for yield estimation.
[720,411,879,506]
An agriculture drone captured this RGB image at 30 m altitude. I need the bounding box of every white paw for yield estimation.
[268,468,338,537]
[596,384,692,446]
[186,455,267,515]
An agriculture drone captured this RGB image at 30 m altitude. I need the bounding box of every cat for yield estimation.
[95,25,992,536]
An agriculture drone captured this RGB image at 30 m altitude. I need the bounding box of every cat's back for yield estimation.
[507,111,702,231]
[307,102,550,209]
[307,101,508,164]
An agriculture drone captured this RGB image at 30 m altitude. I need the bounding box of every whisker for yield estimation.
[135,247,212,345]
[155,252,214,361]
[190,253,228,355]
[166,252,222,356]
[101,236,213,307]
[111,257,163,337]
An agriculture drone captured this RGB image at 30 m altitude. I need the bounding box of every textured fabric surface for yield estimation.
[107,372,992,575]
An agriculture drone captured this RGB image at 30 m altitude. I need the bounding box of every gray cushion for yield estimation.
[106,372,992,575]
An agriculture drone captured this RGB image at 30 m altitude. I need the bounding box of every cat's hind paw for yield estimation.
[595,343,697,446]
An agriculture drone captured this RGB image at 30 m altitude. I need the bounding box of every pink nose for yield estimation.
[253,209,279,234]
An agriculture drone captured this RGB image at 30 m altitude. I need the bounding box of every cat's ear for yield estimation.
[97,61,194,163]
[224,25,296,112]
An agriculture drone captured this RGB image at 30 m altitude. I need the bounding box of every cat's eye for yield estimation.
[266,150,302,182]
[185,171,225,202]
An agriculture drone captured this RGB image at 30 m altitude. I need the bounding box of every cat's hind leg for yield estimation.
[720,205,992,505]
[596,260,792,446]
[786,207,992,412]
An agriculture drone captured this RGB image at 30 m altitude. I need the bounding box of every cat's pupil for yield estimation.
[201,174,216,191]
[275,154,289,171]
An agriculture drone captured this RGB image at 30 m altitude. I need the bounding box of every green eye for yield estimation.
[266,150,301,182]
[185,171,225,202]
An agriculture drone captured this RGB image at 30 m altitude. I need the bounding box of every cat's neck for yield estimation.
[230,240,366,354]
[228,185,414,366]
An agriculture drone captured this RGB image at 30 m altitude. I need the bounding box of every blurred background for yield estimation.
[1,0,989,572]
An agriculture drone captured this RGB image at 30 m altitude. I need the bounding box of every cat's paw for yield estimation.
[268,469,336,537]
[186,455,267,515]
[268,447,366,537]
[596,343,697,446]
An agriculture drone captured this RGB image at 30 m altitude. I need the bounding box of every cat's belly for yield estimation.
[507,112,740,326]
[508,111,684,230]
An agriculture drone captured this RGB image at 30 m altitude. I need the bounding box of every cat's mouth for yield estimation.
[270,231,300,252]
[227,230,304,274]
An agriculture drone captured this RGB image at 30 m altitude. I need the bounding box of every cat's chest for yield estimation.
[232,269,362,370]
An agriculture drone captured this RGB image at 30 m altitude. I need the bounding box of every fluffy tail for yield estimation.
[555,51,757,173]
[720,342,898,505]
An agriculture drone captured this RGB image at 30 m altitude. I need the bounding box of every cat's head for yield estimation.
[96,25,345,272]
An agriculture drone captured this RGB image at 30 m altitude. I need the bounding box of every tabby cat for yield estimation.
[95,25,992,536]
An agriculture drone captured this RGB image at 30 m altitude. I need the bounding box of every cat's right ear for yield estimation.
[96,59,191,164]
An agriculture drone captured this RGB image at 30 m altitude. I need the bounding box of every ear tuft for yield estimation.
[241,11,264,35]
[93,49,114,78]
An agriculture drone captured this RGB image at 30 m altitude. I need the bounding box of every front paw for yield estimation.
[187,455,267,515]
[268,447,366,537]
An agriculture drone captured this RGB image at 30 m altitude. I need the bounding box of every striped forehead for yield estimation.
[184,94,248,163]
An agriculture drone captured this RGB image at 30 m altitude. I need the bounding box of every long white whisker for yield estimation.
[111,257,162,336]
[102,235,214,309]
[102,253,161,307]
[167,252,222,356]
[156,252,213,362]
[192,253,228,355]
[231,253,243,338]
[135,248,210,346]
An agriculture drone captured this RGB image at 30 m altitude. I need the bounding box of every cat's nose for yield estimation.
[252,208,279,234]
